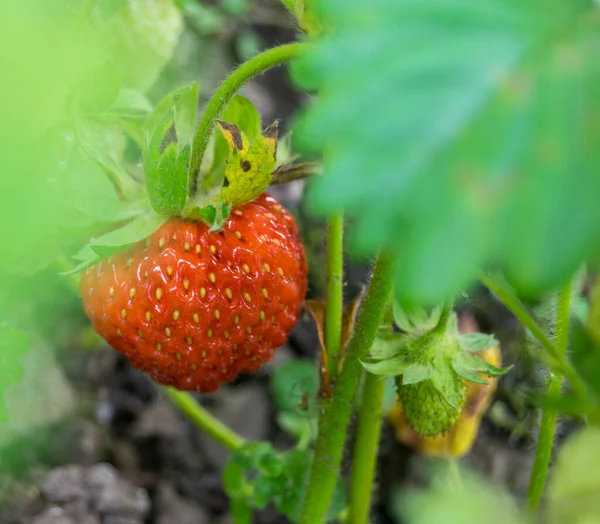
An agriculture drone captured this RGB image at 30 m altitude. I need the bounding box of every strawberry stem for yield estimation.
[325,215,345,377]
[526,280,572,511]
[300,253,394,523]
[162,387,245,451]
[188,43,307,194]
[348,296,392,523]
[480,272,586,399]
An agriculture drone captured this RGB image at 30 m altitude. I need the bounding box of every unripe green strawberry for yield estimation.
[364,306,511,438]
[395,377,466,437]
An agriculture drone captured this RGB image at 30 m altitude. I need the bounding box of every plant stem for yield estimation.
[300,254,395,523]
[347,299,392,524]
[162,387,245,451]
[189,43,306,185]
[433,301,453,334]
[480,273,586,399]
[527,282,572,511]
[279,0,296,12]
[325,215,344,377]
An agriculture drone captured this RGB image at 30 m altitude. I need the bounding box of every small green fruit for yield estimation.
[396,377,466,436]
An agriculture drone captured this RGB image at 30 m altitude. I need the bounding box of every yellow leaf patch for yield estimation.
[216,120,278,207]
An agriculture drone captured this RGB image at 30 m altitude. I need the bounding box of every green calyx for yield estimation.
[362,303,511,436]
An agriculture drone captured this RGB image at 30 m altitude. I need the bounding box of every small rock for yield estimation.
[29,505,99,524]
[131,400,184,440]
[95,478,150,518]
[102,517,142,524]
[30,506,76,524]
[42,466,86,503]
[86,463,118,492]
[155,482,209,524]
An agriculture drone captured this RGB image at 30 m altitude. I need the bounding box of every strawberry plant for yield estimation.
[3,0,600,523]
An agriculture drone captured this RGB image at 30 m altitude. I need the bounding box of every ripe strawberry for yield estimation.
[395,376,466,437]
[80,193,307,392]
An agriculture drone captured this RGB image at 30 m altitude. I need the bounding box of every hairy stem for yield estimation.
[348,299,392,523]
[189,43,306,186]
[163,387,245,451]
[527,282,572,511]
[325,215,344,377]
[480,273,586,399]
[300,254,395,523]
[279,0,296,12]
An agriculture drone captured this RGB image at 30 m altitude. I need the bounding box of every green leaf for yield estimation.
[68,213,167,273]
[393,301,442,335]
[368,333,408,360]
[362,354,411,377]
[397,465,528,524]
[143,111,190,216]
[145,83,199,147]
[457,333,499,353]
[547,427,600,524]
[430,358,462,408]
[67,60,120,116]
[453,365,489,386]
[269,360,318,414]
[109,88,153,117]
[230,500,252,524]
[212,94,262,173]
[223,462,247,497]
[293,0,600,303]
[65,143,146,223]
[74,118,139,200]
[402,363,431,385]
[0,330,29,423]
[454,351,512,378]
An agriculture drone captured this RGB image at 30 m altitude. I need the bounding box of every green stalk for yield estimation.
[300,254,394,523]
[526,282,572,511]
[325,215,344,377]
[163,387,245,450]
[480,273,586,399]
[189,43,307,185]
[347,299,392,524]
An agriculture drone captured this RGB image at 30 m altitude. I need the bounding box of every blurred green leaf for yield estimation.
[67,60,120,116]
[547,427,600,524]
[0,330,29,423]
[293,0,600,303]
[109,88,153,118]
[90,0,184,91]
[69,212,168,273]
[397,465,529,524]
[571,318,600,401]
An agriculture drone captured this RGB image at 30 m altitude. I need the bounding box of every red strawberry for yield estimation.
[80,193,307,392]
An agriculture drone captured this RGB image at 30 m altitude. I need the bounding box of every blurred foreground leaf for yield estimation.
[547,427,600,524]
[395,464,529,524]
[293,0,600,303]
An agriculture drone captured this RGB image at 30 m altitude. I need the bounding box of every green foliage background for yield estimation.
[293,0,600,304]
